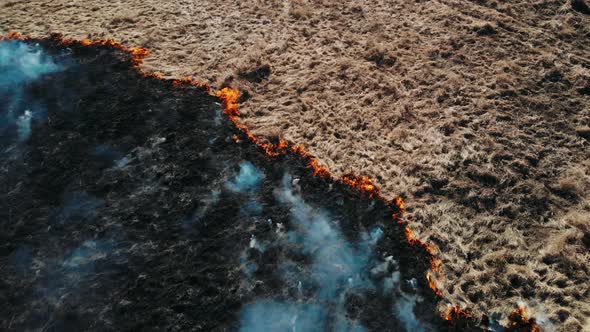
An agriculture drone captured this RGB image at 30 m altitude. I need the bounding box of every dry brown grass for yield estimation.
[2,0,590,330]
[289,3,313,20]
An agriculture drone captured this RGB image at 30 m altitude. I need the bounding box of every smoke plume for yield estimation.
[0,40,62,147]
[394,294,426,332]
[239,174,386,331]
[226,161,264,193]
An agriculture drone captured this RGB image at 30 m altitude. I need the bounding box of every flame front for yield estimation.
[218,76,456,320]
[1,32,163,79]
[442,305,473,321]
[341,174,380,198]
[426,271,443,297]
[216,87,240,118]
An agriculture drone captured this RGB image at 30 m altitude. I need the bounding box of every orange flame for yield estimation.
[393,196,405,211]
[172,76,211,92]
[426,271,443,297]
[307,155,331,177]
[507,304,539,332]
[442,305,473,321]
[215,88,341,181]
[404,226,438,255]
[0,31,25,40]
[430,257,442,273]
[216,87,241,118]
[391,197,405,223]
[341,174,380,198]
[76,37,150,68]
[404,226,420,246]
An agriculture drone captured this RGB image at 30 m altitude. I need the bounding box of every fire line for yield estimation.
[1,32,541,332]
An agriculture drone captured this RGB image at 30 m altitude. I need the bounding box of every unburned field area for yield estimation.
[1,0,590,330]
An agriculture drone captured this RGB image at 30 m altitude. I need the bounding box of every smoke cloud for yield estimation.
[16,110,32,141]
[39,238,115,302]
[226,161,264,193]
[0,41,60,86]
[394,294,426,332]
[275,174,383,299]
[61,239,111,275]
[239,174,385,331]
[0,40,62,147]
[240,301,326,332]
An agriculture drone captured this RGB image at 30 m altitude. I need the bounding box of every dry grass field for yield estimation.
[2,0,589,330]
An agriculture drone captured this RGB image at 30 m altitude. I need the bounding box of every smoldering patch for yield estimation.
[8,246,34,276]
[36,238,117,303]
[56,191,103,224]
[183,190,221,230]
[61,239,112,275]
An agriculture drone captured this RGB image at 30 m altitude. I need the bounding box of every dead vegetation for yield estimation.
[289,4,313,20]
[364,41,397,67]
[2,0,590,330]
[109,16,136,27]
[235,52,272,83]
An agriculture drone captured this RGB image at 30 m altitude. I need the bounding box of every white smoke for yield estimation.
[394,293,426,332]
[61,240,110,273]
[240,251,258,279]
[239,301,326,332]
[0,40,60,87]
[16,109,32,142]
[40,239,115,302]
[0,41,62,147]
[226,161,264,193]
[275,174,383,299]
[249,234,265,252]
[517,301,556,332]
[183,190,220,230]
[239,174,385,331]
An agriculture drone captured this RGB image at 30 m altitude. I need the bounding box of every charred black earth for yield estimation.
[1,37,484,331]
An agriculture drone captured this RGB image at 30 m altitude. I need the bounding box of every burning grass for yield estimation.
[0,35,450,331]
[0,33,548,332]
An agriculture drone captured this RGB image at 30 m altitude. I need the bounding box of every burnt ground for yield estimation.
[0,38,489,331]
